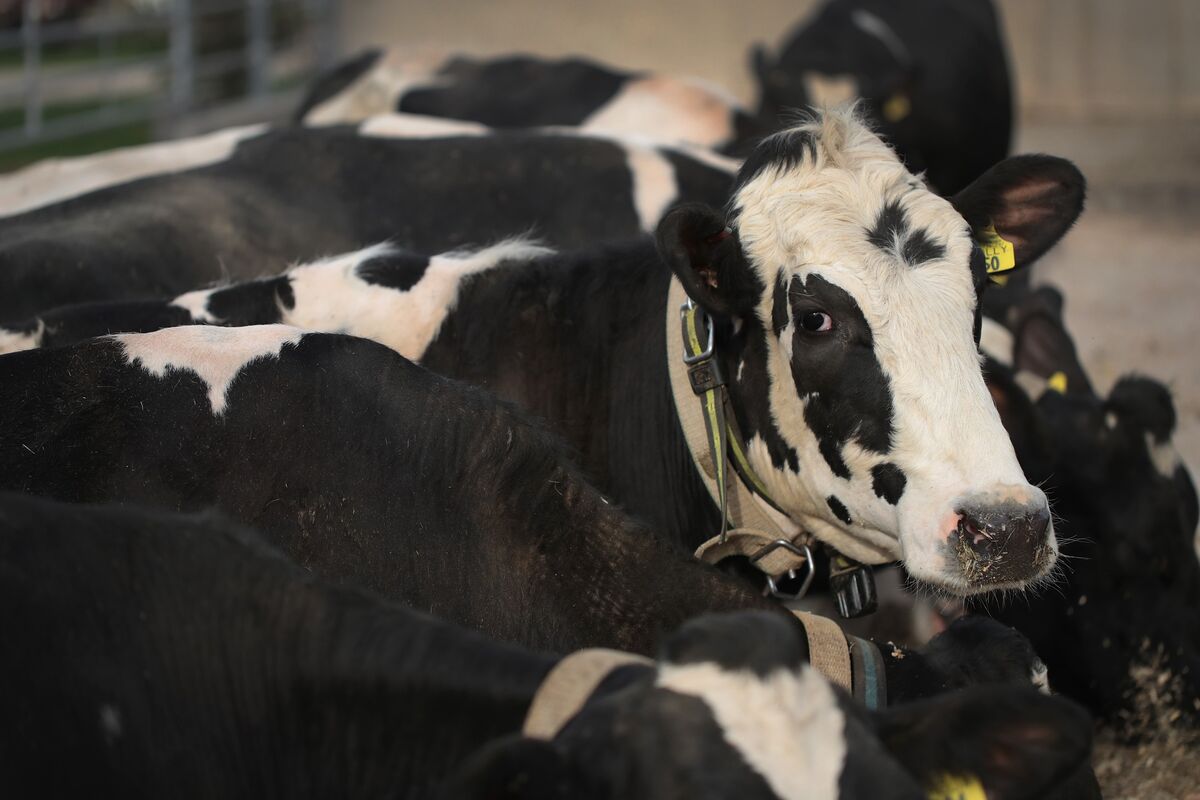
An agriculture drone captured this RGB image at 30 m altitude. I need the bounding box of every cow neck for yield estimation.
[665,275,816,588]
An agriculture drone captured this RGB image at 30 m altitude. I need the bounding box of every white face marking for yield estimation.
[283,239,554,361]
[801,73,860,109]
[732,110,1050,584]
[1146,433,1183,480]
[357,112,489,139]
[623,142,678,233]
[0,124,267,217]
[657,663,845,800]
[115,324,304,415]
[0,320,43,355]
[99,703,122,744]
[978,317,1014,367]
[303,47,454,126]
[582,75,740,149]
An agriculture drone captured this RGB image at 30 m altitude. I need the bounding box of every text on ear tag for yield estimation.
[883,92,910,122]
[926,774,987,800]
[978,223,1016,274]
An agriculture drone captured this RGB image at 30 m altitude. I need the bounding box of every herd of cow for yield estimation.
[0,0,1196,797]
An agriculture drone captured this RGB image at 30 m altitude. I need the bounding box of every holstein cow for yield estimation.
[4,110,1087,600]
[752,0,1011,194]
[296,50,768,155]
[0,495,1096,800]
[977,288,1200,729]
[0,324,1052,702]
[0,116,734,318]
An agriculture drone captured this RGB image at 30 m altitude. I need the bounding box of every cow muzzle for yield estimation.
[942,487,1056,591]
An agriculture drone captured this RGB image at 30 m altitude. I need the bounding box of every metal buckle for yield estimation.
[750,539,815,601]
[680,299,715,365]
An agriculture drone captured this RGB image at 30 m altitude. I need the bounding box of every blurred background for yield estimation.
[0,0,1195,468]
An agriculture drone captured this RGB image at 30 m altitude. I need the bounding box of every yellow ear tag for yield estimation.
[988,274,1010,287]
[1047,371,1068,394]
[883,92,911,122]
[927,774,987,800]
[978,223,1016,275]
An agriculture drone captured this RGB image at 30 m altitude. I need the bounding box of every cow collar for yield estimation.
[665,277,880,616]
[521,614,888,740]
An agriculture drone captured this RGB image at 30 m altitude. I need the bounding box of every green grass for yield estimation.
[0,31,168,70]
[0,119,153,172]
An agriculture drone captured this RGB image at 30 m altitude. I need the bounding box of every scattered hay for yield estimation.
[1093,640,1200,800]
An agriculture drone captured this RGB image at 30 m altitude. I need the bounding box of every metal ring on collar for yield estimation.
[751,539,815,600]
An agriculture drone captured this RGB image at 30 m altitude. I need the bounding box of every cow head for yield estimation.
[981,295,1200,727]
[455,612,1094,800]
[656,109,1085,595]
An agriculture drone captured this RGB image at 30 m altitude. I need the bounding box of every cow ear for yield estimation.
[452,736,596,800]
[950,155,1085,277]
[876,686,1094,800]
[656,203,761,317]
[751,44,775,85]
[1011,290,1092,395]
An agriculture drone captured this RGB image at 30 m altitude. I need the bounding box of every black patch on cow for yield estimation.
[827,495,852,524]
[731,128,818,198]
[659,611,807,677]
[400,55,631,128]
[786,273,894,479]
[871,462,906,505]
[355,251,431,292]
[901,227,946,265]
[206,276,293,322]
[293,48,384,122]
[867,200,909,253]
[723,316,801,474]
[867,200,944,267]
[771,272,790,333]
[1107,375,1177,444]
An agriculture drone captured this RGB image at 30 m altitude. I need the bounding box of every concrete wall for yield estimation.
[341,0,1200,122]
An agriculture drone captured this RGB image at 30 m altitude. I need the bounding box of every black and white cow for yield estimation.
[977,288,1200,729]
[296,49,768,155]
[0,493,1095,800]
[0,118,734,318]
[752,0,1011,194]
[0,324,1054,702]
[4,110,1085,596]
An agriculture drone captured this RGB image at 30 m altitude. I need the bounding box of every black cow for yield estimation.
[0,324,1051,702]
[295,49,768,155]
[0,121,733,319]
[752,0,1011,194]
[977,288,1200,729]
[0,494,1095,800]
[1,110,1087,598]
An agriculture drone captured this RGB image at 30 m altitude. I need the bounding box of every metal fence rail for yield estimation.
[0,0,339,164]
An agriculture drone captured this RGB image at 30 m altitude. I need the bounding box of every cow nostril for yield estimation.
[952,501,1055,585]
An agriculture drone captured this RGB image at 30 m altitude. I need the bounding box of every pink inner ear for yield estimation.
[705,228,731,246]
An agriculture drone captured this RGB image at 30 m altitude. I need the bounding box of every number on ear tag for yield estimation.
[978,223,1016,275]
[927,774,987,800]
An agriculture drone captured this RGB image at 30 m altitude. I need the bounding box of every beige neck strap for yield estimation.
[523,648,653,740]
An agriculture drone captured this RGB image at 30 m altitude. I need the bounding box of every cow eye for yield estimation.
[800,311,833,333]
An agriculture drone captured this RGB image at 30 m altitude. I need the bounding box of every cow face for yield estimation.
[456,612,1094,800]
[656,109,1085,595]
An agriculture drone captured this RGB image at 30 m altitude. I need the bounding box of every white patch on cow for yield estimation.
[582,75,740,149]
[115,324,304,415]
[1146,433,1182,480]
[657,662,845,800]
[303,47,453,126]
[802,73,860,109]
[850,9,911,65]
[358,112,489,139]
[1031,660,1051,694]
[0,320,43,354]
[622,142,678,233]
[170,288,218,323]
[979,317,1014,367]
[0,124,267,216]
[283,239,554,361]
[1013,370,1049,400]
[730,107,1050,585]
[99,704,122,744]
